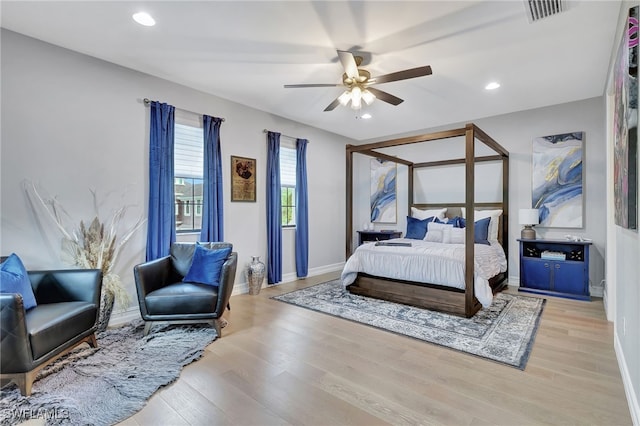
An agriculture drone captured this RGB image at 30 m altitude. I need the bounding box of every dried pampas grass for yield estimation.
[25,181,145,310]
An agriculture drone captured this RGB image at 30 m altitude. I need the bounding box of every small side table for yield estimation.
[357,230,402,245]
[518,238,591,300]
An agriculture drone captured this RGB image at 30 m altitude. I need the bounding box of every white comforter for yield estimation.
[341,239,508,308]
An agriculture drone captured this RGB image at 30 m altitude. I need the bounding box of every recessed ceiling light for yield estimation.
[485,82,500,90]
[133,12,155,27]
[361,113,372,119]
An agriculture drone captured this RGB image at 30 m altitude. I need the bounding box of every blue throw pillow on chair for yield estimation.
[0,253,37,310]
[183,244,232,286]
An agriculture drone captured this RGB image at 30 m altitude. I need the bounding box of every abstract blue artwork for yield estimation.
[532,132,584,228]
[370,158,396,223]
[613,5,638,230]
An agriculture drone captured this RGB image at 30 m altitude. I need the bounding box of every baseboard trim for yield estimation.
[109,307,142,327]
[615,330,640,426]
[234,261,345,295]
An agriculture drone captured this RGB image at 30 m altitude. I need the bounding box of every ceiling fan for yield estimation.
[284,50,432,112]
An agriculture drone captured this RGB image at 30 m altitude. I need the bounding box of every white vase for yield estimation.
[247,256,265,295]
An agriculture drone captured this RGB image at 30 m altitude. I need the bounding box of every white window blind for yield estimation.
[175,123,203,178]
[280,147,297,186]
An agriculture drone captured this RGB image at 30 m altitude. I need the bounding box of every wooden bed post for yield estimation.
[346,146,354,259]
[502,155,509,277]
[408,163,414,217]
[464,124,475,317]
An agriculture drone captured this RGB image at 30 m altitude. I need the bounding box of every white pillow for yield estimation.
[424,222,453,243]
[449,227,465,244]
[411,207,447,221]
[461,208,502,241]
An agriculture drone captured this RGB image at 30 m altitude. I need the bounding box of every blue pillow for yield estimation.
[0,253,37,310]
[405,216,433,239]
[183,245,232,286]
[448,216,465,228]
[456,217,491,245]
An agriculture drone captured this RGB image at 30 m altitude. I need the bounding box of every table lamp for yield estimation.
[519,208,539,239]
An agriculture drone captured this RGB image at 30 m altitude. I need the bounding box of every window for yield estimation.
[174,120,203,232]
[280,146,297,227]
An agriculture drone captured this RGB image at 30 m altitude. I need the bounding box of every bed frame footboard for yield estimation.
[347,273,482,318]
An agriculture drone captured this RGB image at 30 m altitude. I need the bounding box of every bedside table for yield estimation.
[518,238,591,301]
[357,230,402,245]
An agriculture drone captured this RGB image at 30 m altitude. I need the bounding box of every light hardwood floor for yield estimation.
[121,272,632,426]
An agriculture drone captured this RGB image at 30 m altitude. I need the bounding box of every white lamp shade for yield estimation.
[519,209,539,225]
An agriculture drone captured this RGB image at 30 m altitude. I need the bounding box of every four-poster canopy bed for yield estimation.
[344,123,509,318]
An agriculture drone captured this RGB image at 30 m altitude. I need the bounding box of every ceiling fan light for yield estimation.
[350,86,362,109]
[362,89,376,105]
[338,91,351,106]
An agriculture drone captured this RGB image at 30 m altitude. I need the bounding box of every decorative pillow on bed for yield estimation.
[405,216,433,239]
[411,207,447,221]
[472,217,492,245]
[441,217,492,245]
[424,222,454,243]
[448,216,465,228]
[461,208,502,241]
[449,227,465,244]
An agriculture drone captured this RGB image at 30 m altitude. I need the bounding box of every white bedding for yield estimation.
[341,239,508,308]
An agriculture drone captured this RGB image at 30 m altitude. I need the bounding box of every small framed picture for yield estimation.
[231,156,256,202]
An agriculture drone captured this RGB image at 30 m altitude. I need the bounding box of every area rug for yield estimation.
[273,280,545,370]
[0,321,218,425]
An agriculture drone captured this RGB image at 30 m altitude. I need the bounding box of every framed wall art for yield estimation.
[612,5,638,230]
[231,156,256,202]
[370,158,397,223]
[532,132,584,228]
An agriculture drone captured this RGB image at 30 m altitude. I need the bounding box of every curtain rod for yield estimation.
[143,98,225,122]
[262,128,309,143]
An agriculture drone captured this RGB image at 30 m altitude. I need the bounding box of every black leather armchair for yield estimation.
[0,268,102,396]
[133,242,237,337]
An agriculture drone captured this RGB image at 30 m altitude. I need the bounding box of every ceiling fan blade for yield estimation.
[370,66,432,85]
[284,83,342,88]
[366,87,404,106]
[324,97,341,112]
[337,50,360,79]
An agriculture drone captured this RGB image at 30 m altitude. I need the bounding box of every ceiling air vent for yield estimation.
[525,0,566,23]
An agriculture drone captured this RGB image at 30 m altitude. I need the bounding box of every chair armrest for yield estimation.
[215,252,238,316]
[133,255,173,298]
[0,294,34,373]
[28,269,103,306]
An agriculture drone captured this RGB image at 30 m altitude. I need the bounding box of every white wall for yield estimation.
[0,30,349,315]
[353,97,607,295]
[606,2,640,423]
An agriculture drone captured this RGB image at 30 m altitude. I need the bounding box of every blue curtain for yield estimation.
[146,101,176,261]
[266,131,282,284]
[200,115,224,242]
[295,138,309,277]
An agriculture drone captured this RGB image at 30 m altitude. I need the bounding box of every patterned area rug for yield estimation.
[0,321,218,425]
[273,280,545,370]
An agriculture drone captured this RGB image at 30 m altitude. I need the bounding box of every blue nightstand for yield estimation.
[518,239,591,301]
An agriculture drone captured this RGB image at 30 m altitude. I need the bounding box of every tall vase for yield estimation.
[96,290,115,333]
[247,256,266,295]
